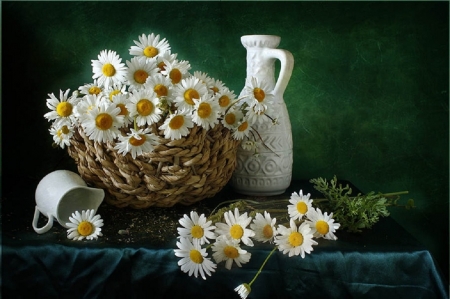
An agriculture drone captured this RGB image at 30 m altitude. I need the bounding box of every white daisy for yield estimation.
[126,56,158,91]
[209,78,227,95]
[103,82,128,102]
[144,72,174,100]
[78,79,103,96]
[73,93,105,123]
[44,89,79,125]
[129,33,171,62]
[49,121,74,149]
[126,89,161,126]
[82,102,124,143]
[221,108,243,130]
[216,88,236,113]
[241,140,258,152]
[66,209,104,241]
[111,93,132,127]
[173,76,208,113]
[174,237,216,280]
[232,118,251,140]
[246,103,274,126]
[177,211,216,246]
[159,111,194,140]
[241,77,275,113]
[91,49,127,89]
[161,59,191,85]
[274,219,317,258]
[192,94,220,130]
[192,71,213,89]
[234,283,252,299]
[214,208,255,246]
[155,50,177,73]
[250,211,278,243]
[305,207,341,240]
[212,235,251,270]
[287,190,313,221]
[115,127,159,159]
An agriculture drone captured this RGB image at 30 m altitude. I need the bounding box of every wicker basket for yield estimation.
[67,122,240,208]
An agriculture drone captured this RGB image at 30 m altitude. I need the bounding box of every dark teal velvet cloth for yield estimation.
[2,180,448,299]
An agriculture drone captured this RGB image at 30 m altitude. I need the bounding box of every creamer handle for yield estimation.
[32,206,53,234]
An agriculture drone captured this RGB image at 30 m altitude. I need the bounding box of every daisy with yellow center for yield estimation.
[114,128,159,159]
[177,211,216,246]
[209,78,226,95]
[212,235,252,270]
[44,89,79,125]
[221,108,244,130]
[129,33,171,63]
[49,121,74,149]
[126,56,158,91]
[274,220,317,258]
[216,88,236,113]
[111,93,132,127]
[305,207,340,240]
[102,82,127,102]
[144,73,174,100]
[192,94,220,130]
[241,77,274,114]
[81,102,124,143]
[91,49,127,89]
[173,76,208,113]
[155,50,177,73]
[193,71,214,89]
[161,59,191,85]
[287,190,314,221]
[215,208,255,247]
[73,94,105,123]
[232,118,251,140]
[159,111,194,140]
[66,209,104,241]
[126,89,162,126]
[78,79,103,96]
[250,211,278,243]
[174,237,216,280]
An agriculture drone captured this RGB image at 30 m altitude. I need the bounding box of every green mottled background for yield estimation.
[2,1,448,280]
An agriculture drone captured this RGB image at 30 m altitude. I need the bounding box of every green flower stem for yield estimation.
[248,246,277,287]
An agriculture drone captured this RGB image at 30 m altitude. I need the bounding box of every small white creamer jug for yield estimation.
[32,170,104,234]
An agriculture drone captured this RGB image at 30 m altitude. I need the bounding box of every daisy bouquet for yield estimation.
[174,189,340,298]
[44,33,278,208]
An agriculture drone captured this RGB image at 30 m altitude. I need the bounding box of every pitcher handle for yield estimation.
[262,48,294,98]
[32,206,54,234]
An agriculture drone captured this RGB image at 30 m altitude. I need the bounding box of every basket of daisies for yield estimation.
[43,33,253,209]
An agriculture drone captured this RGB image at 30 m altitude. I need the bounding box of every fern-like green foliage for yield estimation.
[310,176,413,233]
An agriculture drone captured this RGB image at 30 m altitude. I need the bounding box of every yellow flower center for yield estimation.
[253,87,265,102]
[191,225,204,239]
[129,135,146,146]
[184,88,200,106]
[137,99,154,116]
[77,221,93,236]
[57,125,70,138]
[109,90,121,101]
[169,115,185,130]
[230,224,244,240]
[154,84,168,97]
[218,95,230,108]
[316,220,330,235]
[223,245,239,259]
[169,68,182,84]
[157,61,166,71]
[102,63,116,77]
[144,46,159,58]
[211,86,219,94]
[89,86,102,95]
[238,121,248,132]
[296,202,308,214]
[225,113,236,125]
[116,103,128,116]
[197,102,212,118]
[134,69,149,84]
[95,113,113,130]
[56,102,73,117]
[262,224,273,238]
[189,249,203,264]
[288,231,303,247]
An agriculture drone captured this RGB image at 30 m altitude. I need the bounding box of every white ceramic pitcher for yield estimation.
[32,170,104,234]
